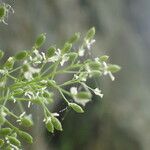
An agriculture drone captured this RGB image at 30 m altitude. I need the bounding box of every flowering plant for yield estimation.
[0,2,120,150]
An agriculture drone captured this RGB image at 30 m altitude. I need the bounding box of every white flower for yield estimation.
[43,117,51,124]
[60,54,69,66]
[86,39,96,50]
[0,69,8,75]
[85,64,91,74]
[48,49,61,62]
[52,113,59,117]
[70,87,78,95]
[94,88,103,98]
[74,74,79,80]
[103,61,115,81]
[40,80,47,84]
[16,112,26,122]
[0,80,6,87]
[41,52,46,61]
[24,91,35,99]
[24,65,40,81]
[28,101,31,108]
[78,48,85,57]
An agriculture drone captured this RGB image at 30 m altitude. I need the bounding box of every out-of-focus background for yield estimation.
[1,0,150,150]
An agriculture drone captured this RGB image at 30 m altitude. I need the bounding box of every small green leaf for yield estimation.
[35,33,46,49]
[69,103,84,113]
[108,65,121,73]
[46,120,54,133]
[15,51,28,60]
[18,131,33,144]
[51,117,62,131]
[0,50,4,59]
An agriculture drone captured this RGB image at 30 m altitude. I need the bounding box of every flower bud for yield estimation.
[35,33,46,49]
[0,5,5,19]
[100,55,109,62]
[85,27,95,41]
[76,92,92,100]
[68,32,80,44]
[108,65,121,73]
[0,50,4,59]
[62,42,72,54]
[15,51,28,60]
[4,57,15,70]
[47,46,56,58]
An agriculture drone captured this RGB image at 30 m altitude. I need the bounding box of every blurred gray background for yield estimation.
[0,0,150,150]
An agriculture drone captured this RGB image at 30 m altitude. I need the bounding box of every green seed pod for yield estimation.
[76,92,92,100]
[0,128,12,136]
[4,57,15,70]
[15,51,28,60]
[46,120,54,133]
[69,103,84,113]
[0,50,4,59]
[90,70,102,77]
[7,136,21,147]
[18,131,33,144]
[47,46,56,58]
[100,55,109,62]
[20,116,33,127]
[88,62,101,70]
[0,139,4,148]
[85,27,95,41]
[107,64,121,73]
[35,33,46,49]
[62,42,72,54]
[68,32,80,44]
[51,117,62,131]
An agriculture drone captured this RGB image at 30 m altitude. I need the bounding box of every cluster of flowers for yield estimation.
[0,27,120,149]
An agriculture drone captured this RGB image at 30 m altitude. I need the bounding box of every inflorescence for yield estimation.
[0,27,121,149]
